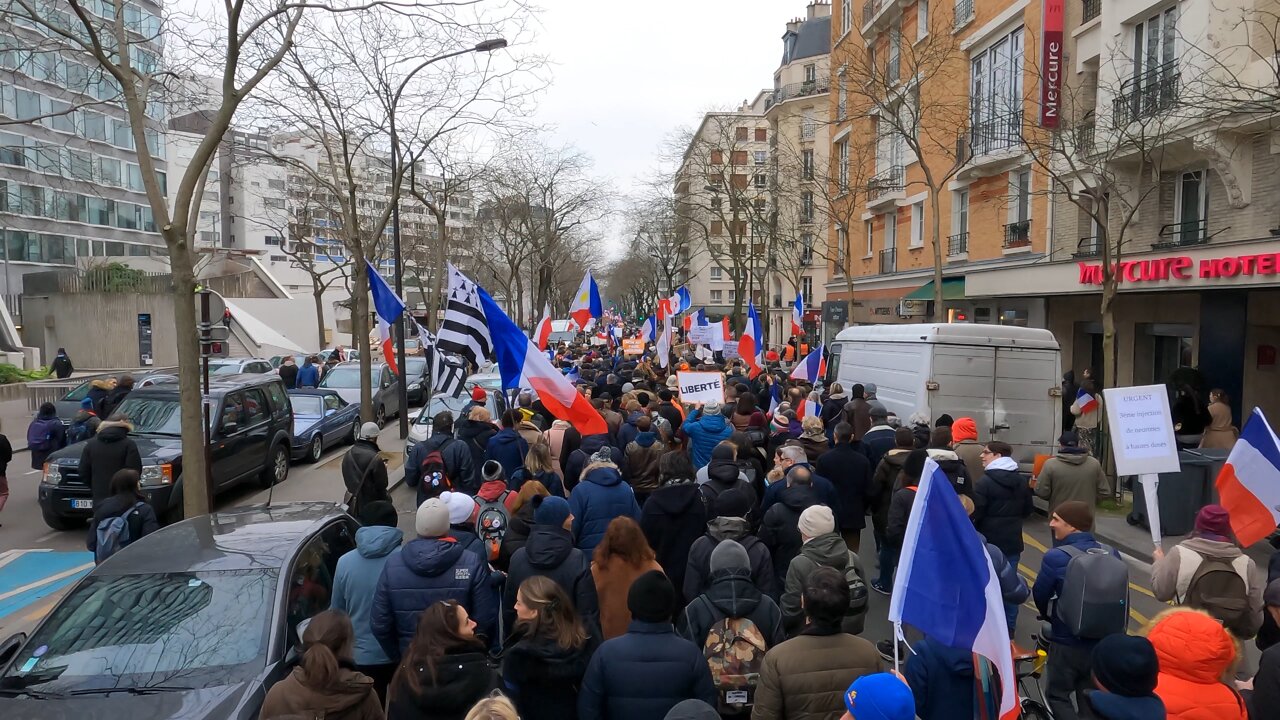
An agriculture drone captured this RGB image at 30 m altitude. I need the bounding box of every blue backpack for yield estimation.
[68,417,95,444]
[95,502,146,563]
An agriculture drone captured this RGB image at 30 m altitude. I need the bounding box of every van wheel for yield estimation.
[309,435,324,463]
[375,405,386,426]
[260,444,289,488]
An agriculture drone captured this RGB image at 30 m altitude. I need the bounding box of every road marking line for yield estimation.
[0,562,93,603]
[1023,531,1159,598]
[19,593,62,623]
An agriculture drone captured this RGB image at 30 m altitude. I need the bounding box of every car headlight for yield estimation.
[41,462,61,486]
[140,463,174,487]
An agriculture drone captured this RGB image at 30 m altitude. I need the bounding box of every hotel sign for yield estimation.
[1078,252,1280,285]
[1040,0,1064,128]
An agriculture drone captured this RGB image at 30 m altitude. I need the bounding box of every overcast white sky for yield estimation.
[524,0,797,197]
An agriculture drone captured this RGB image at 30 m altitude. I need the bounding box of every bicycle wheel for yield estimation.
[1020,699,1053,720]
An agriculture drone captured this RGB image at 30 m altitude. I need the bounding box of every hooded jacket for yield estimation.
[577,620,717,720]
[640,482,707,606]
[100,383,133,420]
[565,434,625,492]
[699,450,757,510]
[504,524,599,634]
[684,517,778,602]
[904,638,981,720]
[759,484,820,587]
[972,459,1034,555]
[625,431,665,494]
[1031,531,1119,645]
[922,448,973,496]
[676,565,786,649]
[405,431,474,505]
[815,442,873,531]
[819,395,847,430]
[296,362,320,388]
[1146,609,1248,720]
[570,462,641,557]
[68,409,101,442]
[79,420,143,503]
[780,533,857,634]
[1087,690,1168,720]
[1035,449,1108,515]
[277,361,298,389]
[510,467,565,498]
[495,500,535,572]
[502,628,599,720]
[870,449,909,533]
[484,428,530,483]
[371,536,497,657]
[332,524,404,666]
[86,492,158,554]
[86,379,114,418]
[386,648,500,720]
[751,626,883,720]
[682,408,734,469]
[260,661,383,720]
[455,417,497,491]
[1150,537,1264,638]
[617,410,645,449]
[342,439,390,516]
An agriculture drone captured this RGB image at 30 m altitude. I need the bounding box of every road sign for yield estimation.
[197,289,226,325]
[204,325,229,342]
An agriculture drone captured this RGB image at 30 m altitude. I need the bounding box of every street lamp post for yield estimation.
[389,38,507,439]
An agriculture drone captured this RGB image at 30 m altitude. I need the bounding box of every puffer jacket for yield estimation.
[640,482,707,606]
[484,428,529,482]
[80,420,143,503]
[386,647,500,720]
[509,468,565,498]
[684,517,778,602]
[260,661,383,720]
[86,492,159,555]
[870,449,909,534]
[565,434,625,492]
[371,536,497,657]
[1034,449,1108,515]
[751,626,883,720]
[780,533,857,634]
[759,484,821,587]
[1031,531,1119,645]
[904,638,981,720]
[332,524,404,666]
[1146,609,1248,720]
[502,629,599,720]
[617,410,645,449]
[405,432,474,504]
[577,621,717,720]
[972,461,1034,555]
[504,524,598,634]
[676,565,785,649]
[625,431,665,495]
[569,462,641,558]
[496,500,536,572]
[455,417,497,491]
[682,409,733,469]
[1150,537,1265,639]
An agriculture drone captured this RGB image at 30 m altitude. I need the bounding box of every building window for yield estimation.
[953,188,970,236]
[970,27,1025,156]
[755,128,767,141]
[268,178,286,191]
[837,139,849,191]
[801,191,815,222]
[731,174,748,190]
[264,235,283,246]
[885,211,897,249]
[1011,168,1031,223]
[1133,7,1178,79]
[754,150,767,166]
[919,0,929,38]
[888,23,901,82]
[837,67,848,120]
[264,197,286,210]
[1117,7,1179,123]
[836,225,848,270]
[711,149,724,165]
[728,289,737,303]
[802,109,816,139]
[753,198,767,213]
[736,127,749,141]
[802,149,815,180]
[842,0,852,34]
[754,173,768,189]
[711,220,724,235]
[801,233,814,265]
[865,219,874,256]
[804,64,817,84]
[731,150,748,165]
[1173,169,1207,243]
[910,201,924,248]
[710,266,722,280]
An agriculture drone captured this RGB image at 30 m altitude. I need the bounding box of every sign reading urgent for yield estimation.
[1102,385,1181,476]
[1078,251,1280,285]
[676,371,725,406]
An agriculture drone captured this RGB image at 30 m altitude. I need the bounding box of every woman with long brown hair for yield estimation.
[495,480,550,572]
[509,442,564,497]
[259,610,383,720]
[592,516,664,639]
[500,576,598,720]
[386,601,499,720]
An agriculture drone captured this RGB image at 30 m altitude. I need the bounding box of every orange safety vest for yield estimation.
[783,346,796,362]
[800,342,810,355]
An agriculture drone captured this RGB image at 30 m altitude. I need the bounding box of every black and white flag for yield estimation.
[414,322,467,398]
[437,263,493,371]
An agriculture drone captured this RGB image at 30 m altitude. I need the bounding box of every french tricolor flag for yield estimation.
[767,382,782,417]
[791,292,804,336]
[739,301,763,378]
[534,303,553,352]
[789,343,825,383]
[366,260,405,375]
[1076,386,1099,414]
[475,274,608,436]
[890,458,1019,720]
[1216,408,1280,547]
[639,314,656,343]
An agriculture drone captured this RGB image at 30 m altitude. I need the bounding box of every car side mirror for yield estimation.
[0,632,28,669]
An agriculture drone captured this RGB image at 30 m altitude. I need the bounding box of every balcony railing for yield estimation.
[1154,219,1208,249]
[1073,236,1100,258]
[970,111,1023,157]
[954,0,975,27]
[867,165,904,198]
[862,0,877,26]
[1113,63,1179,125]
[1082,0,1100,21]
[947,232,969,256]
[879,248,897,273]
[766,78,831,108]
[1003,220,1031,248]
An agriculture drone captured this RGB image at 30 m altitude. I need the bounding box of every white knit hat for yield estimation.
[415,498,450,538]
[798,505,835,539]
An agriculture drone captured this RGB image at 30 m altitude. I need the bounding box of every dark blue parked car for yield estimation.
[287,389,360,463]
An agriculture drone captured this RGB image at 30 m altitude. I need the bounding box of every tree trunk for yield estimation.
[168,232,208,520]
[427,210,449,332]
[313,286,327,350]
[351,259,373,422]
[929,194,945,322]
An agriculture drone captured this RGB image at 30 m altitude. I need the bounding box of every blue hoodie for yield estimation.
[331,525,403,665]
[485,427,530,480]
[1031,531,1119,645]
[682,409,733,469]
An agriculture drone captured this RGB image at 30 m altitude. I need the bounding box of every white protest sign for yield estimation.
[677,371,725,406]
[1103,384,1181,546]
[687,325,715,344]
[722,340,740,359]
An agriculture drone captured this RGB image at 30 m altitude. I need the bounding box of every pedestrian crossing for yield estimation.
[0,549,94,624]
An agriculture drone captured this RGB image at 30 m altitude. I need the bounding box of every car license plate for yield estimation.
[71,499,93,509]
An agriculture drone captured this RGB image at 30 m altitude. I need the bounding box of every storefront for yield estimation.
[965,239,1280,425]
[827,271,1044,327]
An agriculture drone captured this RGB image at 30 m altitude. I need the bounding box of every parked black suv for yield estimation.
[37,374,294,529]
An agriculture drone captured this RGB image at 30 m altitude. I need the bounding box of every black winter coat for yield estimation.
[341,439,389,516]
[454,417,497,492]
[676,566,786,650]
[640,483,707,606]
[386,648,499,720]
[79,421,142,503]
[886,486,919,549]
[759,485,821,588]
[278,363,298,389]
[564,434,624,491]
[972,468,1034,555]
[405,432,475,504]
[815,443,873,531]
[577,621,717,720]
[502,630,599,720]
[684,517,778,602]
[503,524,599,634]
[496,501,536,573]
[100,385,132,420]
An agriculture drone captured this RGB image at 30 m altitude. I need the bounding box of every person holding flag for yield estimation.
[1069,377,1102,455]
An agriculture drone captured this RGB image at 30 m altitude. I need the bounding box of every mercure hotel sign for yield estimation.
[1078,252,1280,285]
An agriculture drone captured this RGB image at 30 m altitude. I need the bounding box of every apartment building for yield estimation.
[827,0,1048,326]
[0,1,169,295]
[964,0,1280,418]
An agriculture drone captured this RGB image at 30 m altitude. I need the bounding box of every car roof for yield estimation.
[95,502,351,575]
[335,360,386,370]
[287,388,342,398]
[126,373,284,398]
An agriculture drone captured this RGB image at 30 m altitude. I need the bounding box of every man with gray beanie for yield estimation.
[371,497,496,658]
[678,539,785,650]
[781,505,867,635]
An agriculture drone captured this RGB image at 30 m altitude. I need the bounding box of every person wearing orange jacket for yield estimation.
[1144,608,1248,720]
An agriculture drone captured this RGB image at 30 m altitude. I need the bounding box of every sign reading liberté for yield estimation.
[1039,0,1064,128]
[1102,385,1181,476]
[676,371,726,406]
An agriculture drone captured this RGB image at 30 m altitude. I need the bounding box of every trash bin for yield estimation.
[1129,450,1217,536]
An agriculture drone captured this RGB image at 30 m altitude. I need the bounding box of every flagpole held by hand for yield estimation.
[1139,473,1162,548]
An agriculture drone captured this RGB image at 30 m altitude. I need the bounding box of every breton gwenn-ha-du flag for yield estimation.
[534,304,553,352]
[1076,386,1099,414]
[1215,408,1280,546]
[791,292,805,336]
[790,343,825,383]
[739,301,763,378]
[568,271,603,333]
[890,458,1019,720]
[414,322,466,398]
[437,263,493,371]
[453,267,606,436]
[366,260,405,375]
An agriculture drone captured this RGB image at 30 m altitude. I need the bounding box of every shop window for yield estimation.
[1135,323,1194,386]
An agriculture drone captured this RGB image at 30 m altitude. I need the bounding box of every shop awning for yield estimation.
[904,277,966,301]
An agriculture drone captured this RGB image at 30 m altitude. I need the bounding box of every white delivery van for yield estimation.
[548,319,578,346]
[829,323,1062,465]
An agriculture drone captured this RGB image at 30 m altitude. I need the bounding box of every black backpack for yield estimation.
[418,439,455,499]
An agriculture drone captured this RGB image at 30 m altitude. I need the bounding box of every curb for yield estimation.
[1092,526,1156,564]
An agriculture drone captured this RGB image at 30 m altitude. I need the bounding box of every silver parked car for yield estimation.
[317,361,401,425]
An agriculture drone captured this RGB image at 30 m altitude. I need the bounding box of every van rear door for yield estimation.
[930,344,996,433]
[991,347,1060,463]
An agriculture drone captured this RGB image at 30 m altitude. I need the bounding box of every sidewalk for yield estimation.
[1078,496,1275,568]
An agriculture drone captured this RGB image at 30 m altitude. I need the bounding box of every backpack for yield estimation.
[702,614,768,715]
[27,418,56,451]
[843,552,869,635]
[68,417,95,444]
[95,501,146,563]
[419,440,455,498]
[1181,551,1253,636]
[475,491,513,562]
[1055,545,1129,639]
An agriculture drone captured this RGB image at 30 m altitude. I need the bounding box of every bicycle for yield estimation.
[1013,634,1053,720]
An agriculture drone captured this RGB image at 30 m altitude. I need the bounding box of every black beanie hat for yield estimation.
[627,570,675,623]
[359,500,398,528]
[1091,634,1159,697]
[714,487,755,519]
[903,448,929,483]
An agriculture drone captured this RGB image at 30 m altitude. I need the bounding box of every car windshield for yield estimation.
[405,358,427,377]
[208,361,243,375]
[111,397,182,436]
[0,570,277,694]
[319,367,377,389]
[290,396,325,416]
[414,395,472,426]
